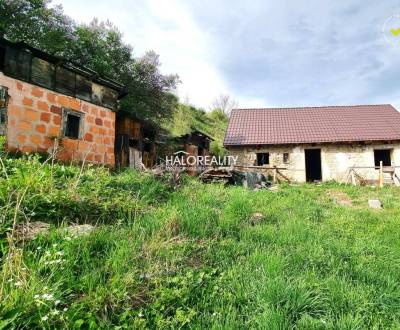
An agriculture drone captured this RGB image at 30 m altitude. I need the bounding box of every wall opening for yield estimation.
[305,149,322,182]
[143,141,152,153]
[256,152,269,166]
[283,152,289,164]
[374,149,391,167]
[62,109,84,139]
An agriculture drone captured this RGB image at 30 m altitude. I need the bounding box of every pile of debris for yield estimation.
[200,168,232,184]
[146,164,274,190]
[200,168,272,189]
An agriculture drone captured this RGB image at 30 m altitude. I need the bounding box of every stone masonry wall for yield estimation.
[0,73,115,166]
[227,143,400,183]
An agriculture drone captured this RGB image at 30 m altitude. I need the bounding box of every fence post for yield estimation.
[379,161,383,188]
[351,169,356,186]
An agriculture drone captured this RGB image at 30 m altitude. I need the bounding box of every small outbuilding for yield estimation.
[176,129,213,157]
[224,105,400,184]
[114,113,158,169]
[174,129,214,175]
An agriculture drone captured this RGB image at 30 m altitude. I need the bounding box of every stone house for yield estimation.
[0,38,125,166]
[224,105,400,183]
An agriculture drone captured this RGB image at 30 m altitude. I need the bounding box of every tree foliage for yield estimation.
[122,50,179,122]
[67,20,133,79]
[0,0,75,55]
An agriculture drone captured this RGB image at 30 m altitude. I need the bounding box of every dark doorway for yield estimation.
[305,149,322,182]
[256,153,269,166]
[64,114,81,139]
[198,146,204,156]
[374,149,391,167]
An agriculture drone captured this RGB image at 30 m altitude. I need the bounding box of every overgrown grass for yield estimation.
[1,153,400,328]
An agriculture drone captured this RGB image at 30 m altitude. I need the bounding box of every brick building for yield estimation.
[0,38,125,166]
[224,105,400,184]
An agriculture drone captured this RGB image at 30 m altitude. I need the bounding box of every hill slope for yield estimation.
[165,104,229,156]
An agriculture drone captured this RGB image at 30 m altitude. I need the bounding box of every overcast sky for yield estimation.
[54,0,400,110]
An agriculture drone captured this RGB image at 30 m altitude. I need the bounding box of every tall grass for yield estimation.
[1,153,400,328]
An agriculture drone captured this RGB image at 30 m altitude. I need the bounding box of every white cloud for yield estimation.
[183,0,400,108]
[53,0,234,109]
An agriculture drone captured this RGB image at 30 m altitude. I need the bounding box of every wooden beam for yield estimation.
[233,165,288,170]
[379,161,383,188]
[276,169,291,182]
[351,170,356,186]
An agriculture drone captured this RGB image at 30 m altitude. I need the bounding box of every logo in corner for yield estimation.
[382,13,400,47]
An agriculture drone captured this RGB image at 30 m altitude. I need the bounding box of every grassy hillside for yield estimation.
[165,104,229,156]
[1,152,400,328]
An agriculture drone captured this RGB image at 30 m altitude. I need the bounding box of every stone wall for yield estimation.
[0,73,115,166]
[227,143,400,183]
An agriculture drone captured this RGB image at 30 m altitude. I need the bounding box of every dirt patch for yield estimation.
[63,224,95,237]
[14,221,50,241]
[249,212,265,226]
[326,190,353,207]
[13,222,95,242]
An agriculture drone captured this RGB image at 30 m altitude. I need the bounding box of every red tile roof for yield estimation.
[224,104,400,146]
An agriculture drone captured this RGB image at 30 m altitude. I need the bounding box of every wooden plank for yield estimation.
[351,166,400,169]
[233,165,288,170]
[4,47,31,81]
[393,173,400,187]
[31,57,54,89]
[276,169,291,182]
[379,161,383,188]
[76,74,92,102]
[55,66,75,96]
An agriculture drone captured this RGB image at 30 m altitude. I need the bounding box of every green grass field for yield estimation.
[1,154,400,329]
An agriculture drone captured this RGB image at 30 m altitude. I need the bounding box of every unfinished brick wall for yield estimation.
[0,73,115,166]
[227,143,400,183]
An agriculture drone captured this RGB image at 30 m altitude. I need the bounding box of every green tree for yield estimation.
[0,0,75,55]
[69,20,179,123]
[67,20,133,80]
[122,50,179,123]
